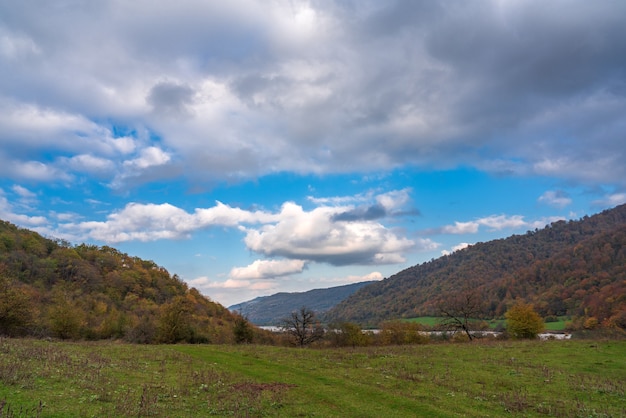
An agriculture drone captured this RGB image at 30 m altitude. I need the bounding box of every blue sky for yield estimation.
[1,1,625,306]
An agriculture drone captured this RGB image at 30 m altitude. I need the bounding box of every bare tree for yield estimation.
[438,289,485,341]
[281,306,324,347]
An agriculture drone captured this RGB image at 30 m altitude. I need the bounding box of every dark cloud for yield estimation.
[147,82,195,117]
[331,203,387,222]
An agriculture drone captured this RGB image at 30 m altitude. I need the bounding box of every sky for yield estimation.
[1,0,626,307]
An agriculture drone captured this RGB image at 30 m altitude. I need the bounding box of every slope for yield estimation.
[325,204,626,327]
[0,220,251,343]
[229,281,375,325]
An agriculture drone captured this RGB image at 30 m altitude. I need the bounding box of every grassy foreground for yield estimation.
[1,338,624,417]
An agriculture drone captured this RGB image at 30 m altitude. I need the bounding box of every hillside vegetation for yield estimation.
[0,220,257,343]
[326,204,626,328]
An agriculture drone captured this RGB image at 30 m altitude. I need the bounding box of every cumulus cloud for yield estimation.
[242,202,416,266]
[62,201,278,243]
[60,188,421,267]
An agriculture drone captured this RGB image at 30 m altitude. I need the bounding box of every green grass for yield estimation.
[1,338,625,417]
[544,317,569,331]
[406,316,569,332]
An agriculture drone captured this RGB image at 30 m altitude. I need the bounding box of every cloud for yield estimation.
[592,193,626,208]
[11,185,36,200]
[147,81,195,117]
[538,190,572,208]
[441,242,471,256]
[441,221,479,235]
[242,202,416,266]
[65,154,115,174]
[1,1,624,189]
[440,214,550,235]
[332,203,386,222]
[0,190,47,227]
[229,259,307,281]
[62,201,278,243]
[122,146,171,170]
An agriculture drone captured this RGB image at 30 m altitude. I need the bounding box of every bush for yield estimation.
[505,302,544,339]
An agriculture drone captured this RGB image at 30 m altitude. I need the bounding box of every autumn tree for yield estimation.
[157,296,194,343]
[505,302,544,339]
[48,288,85,339]
[0,273,33,336]
[331,322,371,347]
[281,306,324,347]
[379,320,428,345]
[438,288,485,341]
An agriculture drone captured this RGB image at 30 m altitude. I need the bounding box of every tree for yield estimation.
[233,314,254,344]
[157,296,193,343]
[438,289,484,341]
[0,274,33,336]
[379,320,428,345]
[331,322,371,347]
[505,302,544,339]
[281,306,324,347]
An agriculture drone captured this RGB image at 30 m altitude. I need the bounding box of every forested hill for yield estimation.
[0,220,253,343]
[229,281,375,325]
[325,204,626,328]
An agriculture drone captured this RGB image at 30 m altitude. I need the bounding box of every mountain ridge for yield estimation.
[325,204,626,328]
[229,281,374,325]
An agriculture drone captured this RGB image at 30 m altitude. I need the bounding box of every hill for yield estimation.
[229,281,375,325]
[325,204,626,329]
[0,220,259,343]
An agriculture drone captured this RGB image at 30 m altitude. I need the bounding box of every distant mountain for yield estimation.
[0,220,253,343]
[325,204,626,329]
[229,281,375,325]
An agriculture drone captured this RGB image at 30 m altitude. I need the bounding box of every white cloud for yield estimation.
[229,259,307,281]
[375,188,412,212]
[477,215,527,231]
[441,242,471,256]
[592,193,626,208]
[66,154,115,174]
[63,200,277,243]
[0,192,47,227]
[3,160,70,182]
[442,221,479,234]
[11,185,36,199]
[441,214,545,235]
[122,146,171,170]
[242,201,415,266]
[538,190,572,208]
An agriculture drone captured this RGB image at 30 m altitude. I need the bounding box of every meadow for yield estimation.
[404,316,569,331]
[0,337,624,417]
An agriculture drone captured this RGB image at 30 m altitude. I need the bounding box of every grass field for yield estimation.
[1,337,624,417]
[405,316,569,331]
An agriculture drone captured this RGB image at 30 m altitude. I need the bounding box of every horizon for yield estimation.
[1,1,625,306]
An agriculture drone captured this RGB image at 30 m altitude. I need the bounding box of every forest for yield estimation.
[326,204,626,329]
[0,220,267,343]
